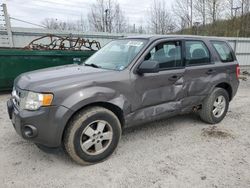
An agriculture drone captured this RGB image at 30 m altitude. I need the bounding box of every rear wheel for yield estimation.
[199,88,229,124]
[63,107,121,165]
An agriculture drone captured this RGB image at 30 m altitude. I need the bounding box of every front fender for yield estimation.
[60,86,130,114]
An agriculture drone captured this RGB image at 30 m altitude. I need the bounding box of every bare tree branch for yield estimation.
[88,0,128,33]
[148,0,174,34]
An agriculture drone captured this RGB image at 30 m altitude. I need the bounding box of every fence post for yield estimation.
[2,4,14,47]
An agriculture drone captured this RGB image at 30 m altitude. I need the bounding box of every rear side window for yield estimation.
[211,41,234,62]
[185,41,210,66]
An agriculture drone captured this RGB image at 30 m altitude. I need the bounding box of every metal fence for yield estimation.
[0,26,250,66]
[227,38,250,66]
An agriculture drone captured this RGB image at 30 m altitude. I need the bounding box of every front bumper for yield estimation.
[7,99,73,147]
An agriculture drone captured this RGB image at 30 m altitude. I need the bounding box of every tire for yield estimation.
[199,88,229,124]
[63,106,122,165]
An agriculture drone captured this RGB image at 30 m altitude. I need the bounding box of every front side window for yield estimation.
[185,41,210,66]
[84,39,147,71]
[211,41,234,62]
[144,41,182,69]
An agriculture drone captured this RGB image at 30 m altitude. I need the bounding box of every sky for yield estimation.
[2,0,174,28]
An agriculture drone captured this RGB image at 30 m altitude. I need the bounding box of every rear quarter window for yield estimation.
[211,41,235,62]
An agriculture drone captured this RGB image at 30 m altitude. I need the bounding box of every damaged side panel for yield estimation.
[125,101,182,127]
[125,64,233,127]
[125,68,186,127]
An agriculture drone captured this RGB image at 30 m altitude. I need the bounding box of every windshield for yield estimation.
[84,39,147,71]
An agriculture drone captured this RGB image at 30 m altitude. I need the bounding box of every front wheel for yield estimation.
[63,107,122,165]
[199,88,229,124]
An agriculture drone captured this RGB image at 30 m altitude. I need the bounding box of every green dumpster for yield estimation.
[0,49,95,91]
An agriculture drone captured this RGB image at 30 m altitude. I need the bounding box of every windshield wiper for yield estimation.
[84,63,101,68]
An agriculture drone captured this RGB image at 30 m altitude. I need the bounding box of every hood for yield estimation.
[15,64,113,92]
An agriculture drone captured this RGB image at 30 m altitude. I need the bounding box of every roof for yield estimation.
[125,34,228,41]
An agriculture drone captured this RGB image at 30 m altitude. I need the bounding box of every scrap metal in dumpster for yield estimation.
[0,34,100,91]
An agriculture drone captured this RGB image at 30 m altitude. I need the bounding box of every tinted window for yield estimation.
[211,41,234,62]
[185,41,210,65]
[145,41,182,69]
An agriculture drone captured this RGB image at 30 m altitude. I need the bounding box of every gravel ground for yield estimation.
[0,80,250,188]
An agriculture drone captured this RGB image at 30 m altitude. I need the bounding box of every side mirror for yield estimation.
[137,60,159,74]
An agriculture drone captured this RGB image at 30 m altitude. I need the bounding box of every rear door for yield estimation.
[183,40,218,105]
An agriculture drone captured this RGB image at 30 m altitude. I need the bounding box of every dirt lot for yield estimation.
[0,79,250,188]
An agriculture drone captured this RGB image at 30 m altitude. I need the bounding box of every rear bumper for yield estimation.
[7,99,73,147]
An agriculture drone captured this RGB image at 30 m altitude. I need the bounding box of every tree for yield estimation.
[113,4,127,33]
[172,0,193,29]
[75,16,89,32]
[206,0,222,23]
[87,0,105,32]
[240,0,250,15]
[194,0,206,25]
[148,0,173,34]
[88,0,128,33]
[41,18,60,30]
[41,18,89,31]
[224,0,234,18]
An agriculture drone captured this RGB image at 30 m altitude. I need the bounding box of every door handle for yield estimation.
[206,69,216,75]
[168,75,179,81]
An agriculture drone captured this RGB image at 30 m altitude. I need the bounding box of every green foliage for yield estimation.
[177,13,250,37]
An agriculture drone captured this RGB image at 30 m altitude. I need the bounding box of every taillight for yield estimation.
[236,64,240,80]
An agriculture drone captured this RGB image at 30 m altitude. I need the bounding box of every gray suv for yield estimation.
[7,36,240,164]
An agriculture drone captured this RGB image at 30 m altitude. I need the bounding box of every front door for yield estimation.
[131,40,186,116]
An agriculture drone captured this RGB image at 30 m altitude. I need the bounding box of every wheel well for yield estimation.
[67,102,125,128]
[88,102,125,127]
[215,83,232,101]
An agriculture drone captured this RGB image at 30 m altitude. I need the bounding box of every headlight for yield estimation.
[20,91,53,111]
